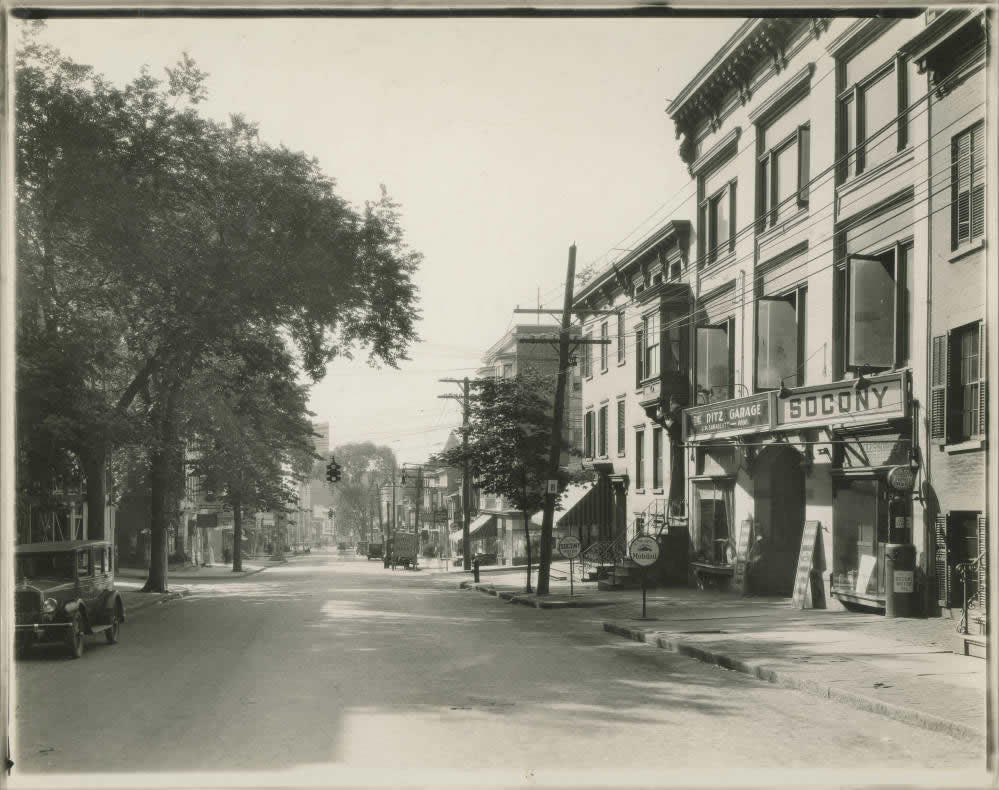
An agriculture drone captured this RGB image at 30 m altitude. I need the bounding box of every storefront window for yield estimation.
[832,478,889,598]
[693,481,734,563]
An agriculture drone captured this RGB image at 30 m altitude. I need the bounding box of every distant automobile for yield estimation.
[366,542,384,560]
[15,540,125,659]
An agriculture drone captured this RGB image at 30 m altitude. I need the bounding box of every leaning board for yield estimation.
[790,521,821,609]
[731,519,753,594]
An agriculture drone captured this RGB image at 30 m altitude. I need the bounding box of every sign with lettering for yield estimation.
[791,521,822,609]
[557,536,581,559]
[887,465,916,491]
[629,536,660,567]
[731,519,753,594]
[683,393,774,441]
[776,373,907,431]
[893,570,914,593]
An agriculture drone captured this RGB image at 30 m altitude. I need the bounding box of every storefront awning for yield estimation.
[468,514,497,539]
[530,483,596,527]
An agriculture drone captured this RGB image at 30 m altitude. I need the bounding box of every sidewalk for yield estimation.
[117,560,278,581]
[448,566,986,744]
[115,580,191,615]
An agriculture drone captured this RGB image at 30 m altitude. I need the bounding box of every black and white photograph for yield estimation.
[1,5,996,788]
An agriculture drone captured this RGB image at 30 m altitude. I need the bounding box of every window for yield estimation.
[598,405,608,457]
[844,243,910,371]
[77,551,90,576]
[838,54,908,180]
[617,313,625,364]
[931,322,987,443]
[653,428,663,490]
[952,122,986,249]
[696,322,732,403]
[700,182,737,263]
[582,332,592,377]
[95,548,105,574]
[759,125,809,228]
[635,430,645,489]
[757,286,807,390]
[584,411,595,457]
[616,399,626,455]
[502,363,513,379]
[600,322,609,372]
[644,312,660,380]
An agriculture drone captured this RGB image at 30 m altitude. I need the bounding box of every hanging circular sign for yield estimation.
[887,465,916,492]
[629,536,660,567]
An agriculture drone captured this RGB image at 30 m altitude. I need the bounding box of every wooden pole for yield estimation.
[537,244,576,596]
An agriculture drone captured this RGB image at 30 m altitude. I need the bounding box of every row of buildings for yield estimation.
[563,12,991,632]
[391,13,992,646]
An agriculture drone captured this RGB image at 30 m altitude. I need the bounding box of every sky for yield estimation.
[26,15,745,464]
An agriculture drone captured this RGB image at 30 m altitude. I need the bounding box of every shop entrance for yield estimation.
[754,445,806,595]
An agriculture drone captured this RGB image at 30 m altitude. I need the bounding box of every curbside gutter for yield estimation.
[603,623,983,744]
[459,583,613,609]
[123,589,190,616]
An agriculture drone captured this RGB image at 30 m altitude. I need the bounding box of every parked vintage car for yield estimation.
[14,540,125,659]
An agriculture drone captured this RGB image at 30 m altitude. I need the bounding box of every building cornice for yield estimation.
[690,127,741,177]
[668,18,819,165]
[573,220,691,307]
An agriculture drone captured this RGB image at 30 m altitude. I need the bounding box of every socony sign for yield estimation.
[777,374,906,430]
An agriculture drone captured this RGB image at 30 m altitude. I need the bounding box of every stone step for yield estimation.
[959,634,987,660]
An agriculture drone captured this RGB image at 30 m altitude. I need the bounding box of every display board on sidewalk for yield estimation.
[731,519,753,594]
[790,521,823,609]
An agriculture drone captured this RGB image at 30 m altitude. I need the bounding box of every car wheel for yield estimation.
[105,607,121,644]
[66,613,85,659]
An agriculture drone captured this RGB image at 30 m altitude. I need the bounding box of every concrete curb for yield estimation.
[459,583,612,609]
[124,589,190,615]
[603,622,983,744]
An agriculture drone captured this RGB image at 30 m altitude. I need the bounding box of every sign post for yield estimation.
[629,535,660,619]
[557,536,581,597]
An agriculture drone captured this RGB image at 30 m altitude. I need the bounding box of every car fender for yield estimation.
[64,600,92,633]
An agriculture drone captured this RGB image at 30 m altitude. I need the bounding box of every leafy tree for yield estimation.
[186,332,318,572]
[432,371,572,593]
[16,41,422,591]
[327,442,396,544]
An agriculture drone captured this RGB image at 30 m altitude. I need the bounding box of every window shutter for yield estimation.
[728,182,737,253]
[935,513,950,607]
[971,125,986,239]
[977,514,987,611]
[977,321,987,437]
[797,125,810,206]
[953,131,973,247]
[896,55,908,150]
[697,202,707,267]
[930,334,948,442]
[636,327,644,386]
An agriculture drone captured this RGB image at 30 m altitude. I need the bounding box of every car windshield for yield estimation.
[17,553,75,580]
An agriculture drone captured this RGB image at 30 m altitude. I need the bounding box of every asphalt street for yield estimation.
[14,552,985,786]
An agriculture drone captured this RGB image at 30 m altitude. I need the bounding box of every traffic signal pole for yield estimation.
[440,377,473,571]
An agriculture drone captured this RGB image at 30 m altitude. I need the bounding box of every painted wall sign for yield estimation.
[893,570,914,593]
[683,393,774,441]
[776,373,907,431]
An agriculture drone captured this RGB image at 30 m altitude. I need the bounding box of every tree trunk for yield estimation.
[143,390,182,593]
[144,444,172,592]
[232,494,243,572]
[80,447,107,541]
[523,510,533,593]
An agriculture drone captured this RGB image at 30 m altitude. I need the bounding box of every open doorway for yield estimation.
[753,444,806,595]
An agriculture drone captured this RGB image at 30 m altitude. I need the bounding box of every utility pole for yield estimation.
[439,377,473,571]
[517,246,613,595]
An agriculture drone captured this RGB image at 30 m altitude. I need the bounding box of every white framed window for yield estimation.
[758,125,809,228]
[838,53,908,181]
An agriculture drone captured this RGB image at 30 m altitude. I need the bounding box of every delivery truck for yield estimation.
[387,532,418,569]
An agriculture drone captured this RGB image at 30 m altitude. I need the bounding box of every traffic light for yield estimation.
[326,457,342,483]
